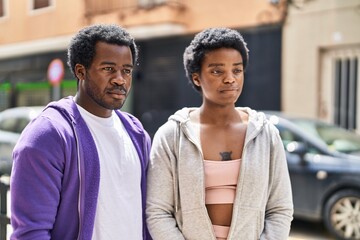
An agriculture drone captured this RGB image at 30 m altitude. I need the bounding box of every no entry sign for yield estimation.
[48,58,64,86]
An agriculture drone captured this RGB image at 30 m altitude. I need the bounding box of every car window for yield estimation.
[17,118,31,133]
[0,117,30,133]
[0,118,17,132]
[293,119,360,154]
[0,141,14,162]
[277,126,321,154]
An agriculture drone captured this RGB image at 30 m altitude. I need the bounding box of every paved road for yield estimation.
[289,219,335,240]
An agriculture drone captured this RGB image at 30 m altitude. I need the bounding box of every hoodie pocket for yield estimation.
[230,207,263,240]
[181,208,215,240]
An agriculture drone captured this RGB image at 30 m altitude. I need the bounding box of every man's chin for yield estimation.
[111,100,126,110]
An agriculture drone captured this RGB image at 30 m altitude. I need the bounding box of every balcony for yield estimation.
[84,0,187,38]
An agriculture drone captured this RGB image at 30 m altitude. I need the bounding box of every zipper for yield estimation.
[74,128,83,240]
[226,144,247,240]
[180,121,217,239]
[227,122,264,239]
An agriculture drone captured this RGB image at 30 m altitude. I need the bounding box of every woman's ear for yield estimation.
[75,64,85,81]
[192,73,200,87]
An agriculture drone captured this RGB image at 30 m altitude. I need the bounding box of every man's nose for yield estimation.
[111,71,126,85]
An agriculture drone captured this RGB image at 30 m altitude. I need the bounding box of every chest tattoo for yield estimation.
[220,151,232,161]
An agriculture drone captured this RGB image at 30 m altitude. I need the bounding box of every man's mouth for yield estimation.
[107,88,127,98]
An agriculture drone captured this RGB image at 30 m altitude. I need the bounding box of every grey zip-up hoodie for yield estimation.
[146,107,293,240]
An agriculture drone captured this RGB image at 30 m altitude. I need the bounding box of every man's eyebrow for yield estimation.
[100,61,116,66]
[123,64,134,68]
[208,62,243,67]
[99,62,133,68]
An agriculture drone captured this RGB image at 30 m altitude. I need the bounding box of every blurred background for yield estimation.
[0,0,359,137]
[0,0,360,239]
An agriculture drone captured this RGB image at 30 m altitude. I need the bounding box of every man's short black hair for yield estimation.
[67,24,138,79]
[183,27,249,92]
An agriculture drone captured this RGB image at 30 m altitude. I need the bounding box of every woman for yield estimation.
[146,27,293,240]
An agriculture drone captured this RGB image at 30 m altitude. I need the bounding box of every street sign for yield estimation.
[47,58,64,86]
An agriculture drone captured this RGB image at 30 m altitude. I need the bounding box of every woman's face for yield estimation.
[192,47,244,107]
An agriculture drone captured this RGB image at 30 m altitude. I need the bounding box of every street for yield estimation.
[289,219,335,240]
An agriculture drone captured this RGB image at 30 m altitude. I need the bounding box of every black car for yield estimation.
[265,111,360,240]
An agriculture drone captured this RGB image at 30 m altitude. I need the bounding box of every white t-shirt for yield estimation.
[77,105,142,240]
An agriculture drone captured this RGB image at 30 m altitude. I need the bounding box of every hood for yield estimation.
[168,107,196,123]
[168,107,268,138]
[169,107,267,124]
[46,96,78,125]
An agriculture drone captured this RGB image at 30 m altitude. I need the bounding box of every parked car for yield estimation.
[265,111,360,240]
[0,106,44,175]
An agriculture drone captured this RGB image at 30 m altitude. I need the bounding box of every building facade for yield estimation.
[0,0,287,136]
[282,0,360,133]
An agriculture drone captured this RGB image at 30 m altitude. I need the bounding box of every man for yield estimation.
[10,24,151,240]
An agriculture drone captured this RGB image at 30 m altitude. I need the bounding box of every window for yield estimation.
[0,0,8,18]
[30,0,54,13]
[138,0,165,8]
[277,125,321,154]
[33,0,51,9]
[0,0,4,17]
[334,56,358,130]
[320,46,360,133]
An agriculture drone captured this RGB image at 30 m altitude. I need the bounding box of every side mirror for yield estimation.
[286,141,308,165]
[286,141,306,155]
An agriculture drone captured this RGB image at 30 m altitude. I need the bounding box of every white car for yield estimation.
[0,106,44,175]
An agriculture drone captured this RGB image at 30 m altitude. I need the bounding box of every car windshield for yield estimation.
[292,119,360,154]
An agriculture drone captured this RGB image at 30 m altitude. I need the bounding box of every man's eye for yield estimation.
[123,69,133,75]
[103,67,114,72]
[212,69,222,74]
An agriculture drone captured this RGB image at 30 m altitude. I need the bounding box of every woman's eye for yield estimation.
[234,69,243,74]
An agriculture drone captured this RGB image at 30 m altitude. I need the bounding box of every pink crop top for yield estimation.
[203,159,241,204]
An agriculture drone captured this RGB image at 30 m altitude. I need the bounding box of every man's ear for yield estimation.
[75,64,86,81]
[192,73,200,87]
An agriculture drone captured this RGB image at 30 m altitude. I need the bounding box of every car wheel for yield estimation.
[323,189,360,240]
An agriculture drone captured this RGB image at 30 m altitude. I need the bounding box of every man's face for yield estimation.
[76,42,133,117]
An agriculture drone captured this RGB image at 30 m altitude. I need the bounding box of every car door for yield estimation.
[277,125,327,219]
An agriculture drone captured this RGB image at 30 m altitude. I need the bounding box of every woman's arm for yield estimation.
[146,123,185,240]
[261,125,294,240]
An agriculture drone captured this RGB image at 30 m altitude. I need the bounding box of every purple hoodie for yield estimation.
[10,97,152,240]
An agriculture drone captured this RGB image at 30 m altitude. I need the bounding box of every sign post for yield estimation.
[47,58,64,101]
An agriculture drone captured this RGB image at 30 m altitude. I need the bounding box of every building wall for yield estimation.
[282,0,360,132]
[0,0,287,111]
[87,0,286,36]
[0,0,86,59]
[0,0,286,54]
[135,26,283,138]
[0,1,85,43]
